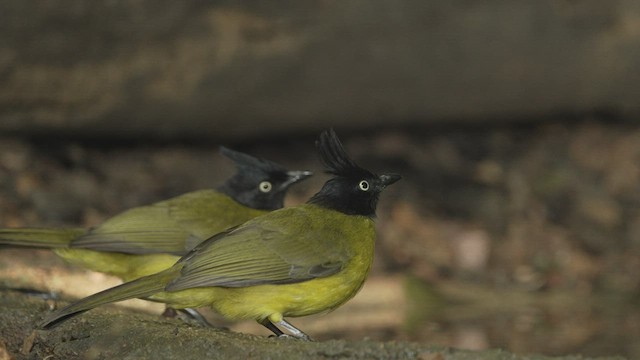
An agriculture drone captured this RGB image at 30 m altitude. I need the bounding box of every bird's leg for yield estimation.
[178,308,214,327]
[161,306,178,318]
[259,318,286,337]
[277,319,312,341]
[162,306,213,327]
[259,318,312,341]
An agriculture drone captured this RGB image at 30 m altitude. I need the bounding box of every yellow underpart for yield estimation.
[54,248,179,281]
[51,191,268,281]
[147,215,376,322]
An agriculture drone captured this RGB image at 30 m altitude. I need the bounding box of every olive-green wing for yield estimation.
[165,206,353,291]
[72,190,257,255]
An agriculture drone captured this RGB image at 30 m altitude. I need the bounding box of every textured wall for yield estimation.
[1,1,639,139]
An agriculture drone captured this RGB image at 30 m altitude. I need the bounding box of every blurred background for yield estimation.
[1,1,639,358]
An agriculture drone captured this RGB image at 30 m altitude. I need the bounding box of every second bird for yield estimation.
[0,147,312,281]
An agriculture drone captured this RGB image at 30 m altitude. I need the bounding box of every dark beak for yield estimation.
[378,173,401,188]
[282,170,313,188]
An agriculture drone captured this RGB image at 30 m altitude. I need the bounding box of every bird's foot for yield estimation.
[260,318,313,341]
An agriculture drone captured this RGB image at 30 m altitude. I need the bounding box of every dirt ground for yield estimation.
[0,120,638,359]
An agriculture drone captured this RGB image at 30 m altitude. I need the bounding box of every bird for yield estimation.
[39,129,401,340]
[0,147,312,282]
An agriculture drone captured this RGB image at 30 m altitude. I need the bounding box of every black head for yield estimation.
[308,129,401,217]
[217,147,312,210]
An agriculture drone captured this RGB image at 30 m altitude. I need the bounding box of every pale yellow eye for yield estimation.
[358,180,369,191]
[259,181,272,193]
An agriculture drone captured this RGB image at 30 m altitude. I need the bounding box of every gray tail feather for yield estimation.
[39,268,178,329]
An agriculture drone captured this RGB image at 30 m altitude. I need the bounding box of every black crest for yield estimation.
[309,129,387,217]
[316,129,374,179]
[220,146,288,175]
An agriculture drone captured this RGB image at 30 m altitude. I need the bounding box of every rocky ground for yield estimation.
[0,119,638,359]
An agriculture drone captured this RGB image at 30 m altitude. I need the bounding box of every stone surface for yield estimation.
[0,292,624,360]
